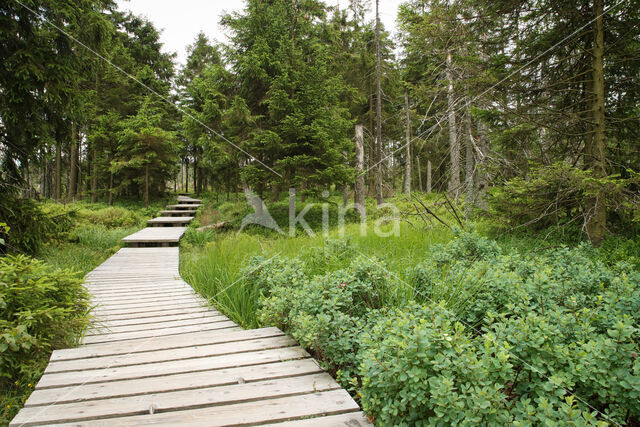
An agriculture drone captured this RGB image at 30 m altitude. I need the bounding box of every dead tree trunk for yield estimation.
[404,91,411,195]
[446,52,460,199]
[464,101,475,217]
[374,0,384,205]
[416,155,423,192]
[354,124,366,210]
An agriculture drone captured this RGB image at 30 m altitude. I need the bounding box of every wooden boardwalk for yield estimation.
[10,196,370,426]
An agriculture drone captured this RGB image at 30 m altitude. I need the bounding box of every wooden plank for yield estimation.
[47,335,298,373]
[177,196,201,203]
[38,346,310,388]
[51,328,284,361]
[93,311,224,328]
[90,301,208,317]
[166,204,201,209]
[267,412,372,426]
[85,315,230,336]
[158,210,196,216]
[147,216,193,224]
[13,374,339,426]
[81,321,237,345]
[86,282,187,290]
[91,294,202,310]
[89,290,196,303]
[91,306,214,323]
[51,390,360,427]
[121,227,187,243]
[85,316,232,338]
[27,359,323,406]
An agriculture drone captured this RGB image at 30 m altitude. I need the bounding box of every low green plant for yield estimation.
[0,196,76,255]
[0,255,90,423]
[246,232,640,425]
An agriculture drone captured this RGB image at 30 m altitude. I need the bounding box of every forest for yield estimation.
[1,0,639,425]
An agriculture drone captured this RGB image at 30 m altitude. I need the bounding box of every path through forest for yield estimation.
[10,197,369,426]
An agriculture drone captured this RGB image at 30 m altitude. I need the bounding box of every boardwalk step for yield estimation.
[9,200,369,426]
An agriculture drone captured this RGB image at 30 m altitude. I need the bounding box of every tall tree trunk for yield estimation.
[354,124,366,210]
[475,120,490,209]
[586,0,607,246]
[75,128,82,200]
[374,0,384,205]
[464,101,475,217]
[416,155,423,192]
[23,160,29,198]
[185,158,189,193]
[55,139,62,202]
[144,163,150,209]
[108,150,114,206]
[368,85,375,196]
[404,91,411,195]
[446,52,460,199]
[91,145,98,202]
[427,160,432,193]
[41,155,46,198]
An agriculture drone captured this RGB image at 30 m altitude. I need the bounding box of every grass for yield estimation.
[180,220,454,328]
[38,225,141,277]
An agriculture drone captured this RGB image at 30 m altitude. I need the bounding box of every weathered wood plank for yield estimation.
[81,320,237,344]
[91,294,202,310]
[90,301,208,317]
[89,290,197,303]
[27,359,322,406]
[92,310,224,328]
[121,227,187,243]
[13,374,339,426]
[90,306,215,323]
[147,216,193,224]
[51,328,284,361]
[85,315,230,336]
[266,412,372,426]
[47,335,298,373]
[158,209,196,216]
[50,390,361,427]
[38,347,310,388]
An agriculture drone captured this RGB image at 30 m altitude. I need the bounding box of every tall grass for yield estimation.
[180,222,453,327]
[39,225,140,277]
[36,198,165,276]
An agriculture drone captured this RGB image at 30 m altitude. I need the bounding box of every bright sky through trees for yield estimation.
[116,0,402,64]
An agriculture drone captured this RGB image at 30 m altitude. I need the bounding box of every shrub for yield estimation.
[0,196,75,255]
[251,231,640,425]
[256,255,394,380]
[359,303,514,425]
[487,162,639,235]
[76,206,144,228]
[0,255,90,384]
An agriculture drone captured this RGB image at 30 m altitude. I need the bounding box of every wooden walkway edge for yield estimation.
[10,196,370,426]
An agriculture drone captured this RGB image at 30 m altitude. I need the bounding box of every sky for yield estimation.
[116,0,403,65]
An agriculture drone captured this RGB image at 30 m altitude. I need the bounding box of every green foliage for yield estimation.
[488,163,639,235]
[245,231,640,425]
[38,225,138,277]
[222,0,354,195]
[0,196,75,255]
[0,255,90,422]
[255,254,394,382]
[74,205,146,228]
